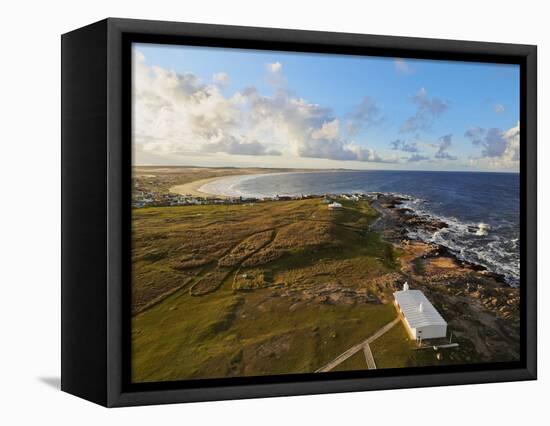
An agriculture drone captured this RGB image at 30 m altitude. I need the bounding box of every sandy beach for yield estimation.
[169,176,236,199]
[169,169,342,199]
[169,171,298,198]
[169,173,279,199]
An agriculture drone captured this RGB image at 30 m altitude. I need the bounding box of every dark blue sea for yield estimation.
[231,171,520,285]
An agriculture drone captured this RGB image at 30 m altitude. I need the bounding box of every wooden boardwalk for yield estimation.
[363,344,376,369]
[315,317,399,372]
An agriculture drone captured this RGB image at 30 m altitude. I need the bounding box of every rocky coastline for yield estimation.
[371,193,520,363]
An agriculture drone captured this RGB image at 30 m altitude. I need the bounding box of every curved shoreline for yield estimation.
[169,172,288,199]
[170,170,342,199]
[198,172,303,198]
[170,176,236,199]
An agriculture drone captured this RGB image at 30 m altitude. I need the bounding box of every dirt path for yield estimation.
[315,317,400,372]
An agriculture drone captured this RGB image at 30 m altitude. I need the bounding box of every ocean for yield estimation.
[200,170,520,286]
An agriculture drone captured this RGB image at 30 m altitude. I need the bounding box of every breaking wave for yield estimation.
[398,195,519,286]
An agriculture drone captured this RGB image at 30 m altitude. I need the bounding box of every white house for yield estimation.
[394,283,447,340]
[328,202,343,210]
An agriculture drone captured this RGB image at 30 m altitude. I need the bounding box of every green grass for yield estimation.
[331,350,369,372]
[131,197,404,382]
[132,198,398,311]
[370,321,442,369]
[132,279,397,381]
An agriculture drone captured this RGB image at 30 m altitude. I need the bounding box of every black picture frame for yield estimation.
[61,17,537,407]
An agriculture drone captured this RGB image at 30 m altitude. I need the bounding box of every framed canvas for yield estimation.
[61,18,537,407]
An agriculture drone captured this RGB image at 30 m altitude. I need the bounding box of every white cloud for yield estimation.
[132,50,394,165]
[400,88,449,133]
[266,62,282,73]
[465,123,519,170]
[346,97,383,134]
[347,145,399,163]
[494,103,505,114]
[202,132,281,156]
[132,50,276,160]
[394,58,413,74]
[393,135,456,162]
[243,89,395,163]
[390,139,419,153]
[311,119,340,140]
[407,153,430,162]
[213,72,229,87]
[434,134,457,160]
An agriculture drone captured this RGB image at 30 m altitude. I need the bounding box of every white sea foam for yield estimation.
[475,223,491,236]
[397,195,519,286]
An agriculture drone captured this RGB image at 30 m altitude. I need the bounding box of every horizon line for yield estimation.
[133,164,520,174]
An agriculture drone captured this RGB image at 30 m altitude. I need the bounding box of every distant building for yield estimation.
[394,283,447,340]
[328,202,343,210]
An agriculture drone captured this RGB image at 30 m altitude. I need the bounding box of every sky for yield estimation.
[132,42,520,172]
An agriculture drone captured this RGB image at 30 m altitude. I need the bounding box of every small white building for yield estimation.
[328,202,343,210]
[394,283,447,340]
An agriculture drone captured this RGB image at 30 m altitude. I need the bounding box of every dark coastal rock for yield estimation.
[397,207,414,214]
[401,215,448,233]
[375,192,519,316]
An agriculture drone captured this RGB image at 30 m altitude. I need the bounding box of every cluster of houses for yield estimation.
[132,190,324,209]
[132,191,203,208]
[320,192,379,210]
[133,186,382,210]
[132,191,258,208]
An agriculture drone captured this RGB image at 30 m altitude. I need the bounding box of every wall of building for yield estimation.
[416,324,447,340]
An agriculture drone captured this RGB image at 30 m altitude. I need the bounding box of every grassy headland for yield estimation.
[131,167,520,382]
